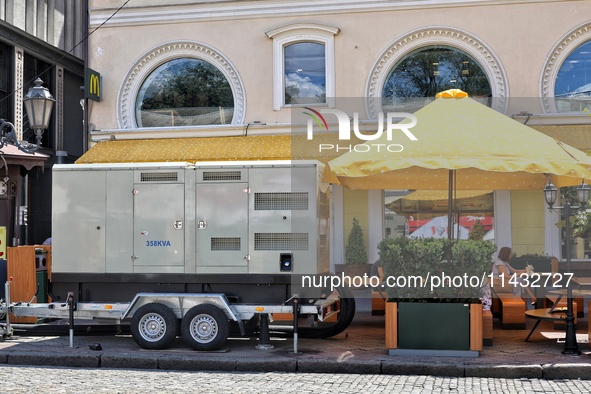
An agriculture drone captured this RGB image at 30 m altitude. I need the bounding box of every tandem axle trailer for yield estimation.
[0,281,342,351]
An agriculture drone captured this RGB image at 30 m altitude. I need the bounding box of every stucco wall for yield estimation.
[511,191,546,256]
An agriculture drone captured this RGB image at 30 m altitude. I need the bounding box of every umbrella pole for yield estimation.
[448,170,454,240]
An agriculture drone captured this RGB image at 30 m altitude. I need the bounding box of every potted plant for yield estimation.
[379,237,496,356]
[343,217,371,277]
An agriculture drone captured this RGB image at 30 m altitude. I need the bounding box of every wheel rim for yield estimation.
[138,313,167,342]
[189,313,218,343]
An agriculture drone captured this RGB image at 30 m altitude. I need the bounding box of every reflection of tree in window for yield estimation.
[284,42,326,105]
[382,47,491,112]
[136,58,234,127]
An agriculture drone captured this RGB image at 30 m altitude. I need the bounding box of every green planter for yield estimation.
[386,301,481,357]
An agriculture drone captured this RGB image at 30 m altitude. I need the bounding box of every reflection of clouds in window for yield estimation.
[556,41,591,97]
[135,57,234,127]
[554,41,591,112]
[284,42,326,104]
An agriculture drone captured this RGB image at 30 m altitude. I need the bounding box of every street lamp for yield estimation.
[544,179,591,355]
[0,78,55,154]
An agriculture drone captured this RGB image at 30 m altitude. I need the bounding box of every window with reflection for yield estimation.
[384,190,494,241]
[135,58,234,127]
[555,41,591,112]
[381,46,492,112]
[284,42,326,105]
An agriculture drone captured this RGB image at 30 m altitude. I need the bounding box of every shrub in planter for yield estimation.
[378,237,497,302]
[344,218,370,277]
[345,217,367,265]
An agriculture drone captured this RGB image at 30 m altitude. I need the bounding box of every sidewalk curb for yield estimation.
[6,349,591,380]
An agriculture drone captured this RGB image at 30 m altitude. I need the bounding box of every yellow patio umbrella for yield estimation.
[325,89,591,238]
[326,89,591,190]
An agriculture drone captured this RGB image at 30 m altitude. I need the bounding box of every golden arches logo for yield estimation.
[89,74,100,97]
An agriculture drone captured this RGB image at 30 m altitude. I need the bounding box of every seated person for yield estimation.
[491,246,536,305]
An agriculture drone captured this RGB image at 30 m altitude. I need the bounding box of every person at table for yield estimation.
[491,246,537,305]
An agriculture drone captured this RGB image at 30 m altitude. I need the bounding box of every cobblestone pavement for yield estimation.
[1,365,591,393]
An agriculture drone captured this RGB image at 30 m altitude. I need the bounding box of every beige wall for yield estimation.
[88,1,591,132]
[511,191,546,256]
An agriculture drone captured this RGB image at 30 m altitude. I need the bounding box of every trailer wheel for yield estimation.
[131,303,178,350]
[181,304,229,351]
[299,286,356,339]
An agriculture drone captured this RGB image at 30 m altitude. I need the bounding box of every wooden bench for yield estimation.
[491,286,526,329]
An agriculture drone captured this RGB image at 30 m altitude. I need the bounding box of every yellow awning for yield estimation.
[76,134,364,164]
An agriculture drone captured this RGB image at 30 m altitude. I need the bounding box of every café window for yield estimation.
[384,190,494,241]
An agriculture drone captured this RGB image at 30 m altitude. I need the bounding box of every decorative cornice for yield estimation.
[541,21,591,113]
[90,1,570,28]
[366,26,508,117]
[117,40,246,129]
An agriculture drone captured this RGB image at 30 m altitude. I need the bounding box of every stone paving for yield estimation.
[1,366,591,393]
[1,290,591,380]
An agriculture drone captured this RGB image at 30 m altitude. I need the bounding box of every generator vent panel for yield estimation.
[319,191,328,217]
[140,172,179,182]
[254,232,308,250]
[202,170,242,182]
[254,192,308,210]
[211,237,241,251]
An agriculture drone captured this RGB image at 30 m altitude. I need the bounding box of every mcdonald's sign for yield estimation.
[85,68,101,102]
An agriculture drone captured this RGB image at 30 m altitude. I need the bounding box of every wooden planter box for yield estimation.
[385,301,482,357]
[7,245,52,323]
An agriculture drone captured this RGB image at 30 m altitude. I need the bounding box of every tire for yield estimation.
[130,303,178,350]
[181,304,229,351]
[299,286,356,339]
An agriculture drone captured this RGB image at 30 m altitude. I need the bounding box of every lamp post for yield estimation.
[544,180,591,355]
[0,77,55,154]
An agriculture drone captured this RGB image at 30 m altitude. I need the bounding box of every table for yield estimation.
[524,288,591,342]
[524,308,568,342]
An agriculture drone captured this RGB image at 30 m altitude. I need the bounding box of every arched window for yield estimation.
[381,46,492,112]
[367,27,507,117]
[554,41,591,112]
[542,22,591,113]
[135,58,234,127]
[118,41,245,128]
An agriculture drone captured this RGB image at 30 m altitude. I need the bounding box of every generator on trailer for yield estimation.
[0,160,355,351]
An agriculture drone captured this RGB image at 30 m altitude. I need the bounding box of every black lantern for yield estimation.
[23,77,55,144]
[576,180,591,205]
[543,181,558,209]
[0,77,55,154]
